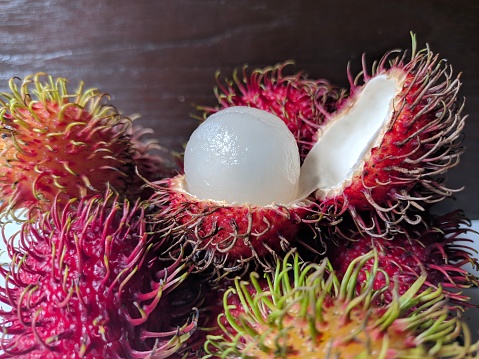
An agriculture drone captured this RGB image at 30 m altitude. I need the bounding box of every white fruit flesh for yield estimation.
[298,74,402,199]
[184,106,300,206]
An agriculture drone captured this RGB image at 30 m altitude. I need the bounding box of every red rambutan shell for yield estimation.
[149,175,314,278]
[324,209,478,306]
[199,61,345,161]
[0,190,199,358]
[0,74,163,214]
[300,37,466,236]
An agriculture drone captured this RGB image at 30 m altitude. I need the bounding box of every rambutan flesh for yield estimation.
[299,35,466,234]
[0,73,163,214]
[149,106,317,278]
[200,61,345,161]
[203,252,479,359]
[0,190,200,358]
[324,209,478,307]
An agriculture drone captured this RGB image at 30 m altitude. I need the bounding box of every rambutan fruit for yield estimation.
[203,252,478,359]
[149,106,317,278]
[324,209,478,307]
[0,190,200,358]
[0,73,163,214]
[200,61,345,161]
[299,35,466,235]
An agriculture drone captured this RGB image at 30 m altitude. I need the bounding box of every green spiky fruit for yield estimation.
[203,252,478,359]
[0,74,159,214]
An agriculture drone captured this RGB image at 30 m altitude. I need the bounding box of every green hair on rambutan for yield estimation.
[0,73,158,215]
[203,251,478,359]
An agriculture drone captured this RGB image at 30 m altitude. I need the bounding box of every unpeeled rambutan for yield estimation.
[299,35,466,235]
[0,190,199,358]
[0,73,161,214]
[200,61,345,161]
[324,209,478,307]
[203,252,478,359]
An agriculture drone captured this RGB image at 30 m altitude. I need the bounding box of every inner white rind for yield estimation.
[299,74,402,199]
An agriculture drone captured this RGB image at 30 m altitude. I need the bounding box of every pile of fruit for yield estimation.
[1,35,478,358]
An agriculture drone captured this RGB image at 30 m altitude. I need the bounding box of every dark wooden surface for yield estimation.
[1,0,478,218]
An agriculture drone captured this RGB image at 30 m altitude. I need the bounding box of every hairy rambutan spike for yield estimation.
[299,34,467,237]
[199,61,345,161]
[0,73,153,214]
[148,176,315,281]
[321,209,478,307]
[0,189,200,358]
[203,251,478,359]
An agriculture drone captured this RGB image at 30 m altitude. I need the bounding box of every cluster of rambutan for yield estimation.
[0,74,203,358]
[1,35,478,358]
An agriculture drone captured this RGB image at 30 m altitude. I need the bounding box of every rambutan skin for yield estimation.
[324,209,478,306]
[0,74,161,214]
[202,252,478,359]
[199,61,345,161]
[0,190,199,358]
[311,38,466,234]
[148,175,313,278]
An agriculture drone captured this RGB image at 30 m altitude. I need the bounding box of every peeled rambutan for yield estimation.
[0,190,200,358]
[324,209,478,307]
[200,61,345,161]
[149,106,317,278]
[0,73,161,214]
[203,252,478,359]
[299,35,466,235]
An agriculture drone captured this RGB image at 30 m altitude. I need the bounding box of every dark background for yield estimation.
[1,0,478,218]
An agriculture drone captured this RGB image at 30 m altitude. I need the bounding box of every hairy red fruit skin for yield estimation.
[0,191,199,358]
[0,74,167,214]
[199,61,345,161]
[326,76,458,210]
[312,43,466,235]
[325,210,478,306]
[149,176,312,277]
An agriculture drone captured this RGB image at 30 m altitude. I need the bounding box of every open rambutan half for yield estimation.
[324,209,478,307]
[0,73,165,214]
[199,61,345,161]
[149,106,318,278]
[203,252,478,359]
[0,189,200,358]
[299,35,466,235]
